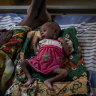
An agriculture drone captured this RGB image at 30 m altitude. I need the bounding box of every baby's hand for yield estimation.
[58,37,72,56]
[34,48,38,55]
[58,37,66,45]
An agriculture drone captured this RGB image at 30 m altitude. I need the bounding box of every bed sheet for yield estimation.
[0,13,96,96]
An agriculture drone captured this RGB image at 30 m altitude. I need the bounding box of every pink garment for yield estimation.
[27,39,64,74]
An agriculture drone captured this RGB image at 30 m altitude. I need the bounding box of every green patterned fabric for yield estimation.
[61,28,87,81]
[20,28,87,82]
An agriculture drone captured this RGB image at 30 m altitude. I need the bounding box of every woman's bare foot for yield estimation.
[18,0,52,29]
[26,5,52,29]
[24,78,34,87]
[45,10,52,21]
[27,5,51,21]
[44,80,54,91]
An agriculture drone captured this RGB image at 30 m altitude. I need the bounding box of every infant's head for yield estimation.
[40,22,61,39]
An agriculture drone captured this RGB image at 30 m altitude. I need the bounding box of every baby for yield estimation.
[20,22,74,90]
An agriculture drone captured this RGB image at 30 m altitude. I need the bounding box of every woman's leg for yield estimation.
[44,68,68,90]
[18,0,51,29]
[20,60,34,87]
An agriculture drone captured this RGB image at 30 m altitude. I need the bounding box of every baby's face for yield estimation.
[40,22,60,39]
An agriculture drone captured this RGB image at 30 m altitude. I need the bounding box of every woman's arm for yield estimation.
[20,32,33,60]
[20,36,29,61]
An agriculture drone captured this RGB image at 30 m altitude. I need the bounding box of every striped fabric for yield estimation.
[77,23,96,96]
[77,23,96,71]
[0,13,25,29]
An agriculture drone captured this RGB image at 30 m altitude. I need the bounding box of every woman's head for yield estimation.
[40,22,61,39]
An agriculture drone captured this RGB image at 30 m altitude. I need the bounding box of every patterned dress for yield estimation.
[27,39,64,74]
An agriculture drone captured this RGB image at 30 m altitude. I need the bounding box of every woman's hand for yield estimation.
[20,52,25,61]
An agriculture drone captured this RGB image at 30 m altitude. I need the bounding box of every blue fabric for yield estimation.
[53,15,96,24]
[88,71,96,88]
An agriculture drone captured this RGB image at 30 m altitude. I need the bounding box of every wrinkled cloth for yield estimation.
[0,29,13,47]
[0,26,31,59]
